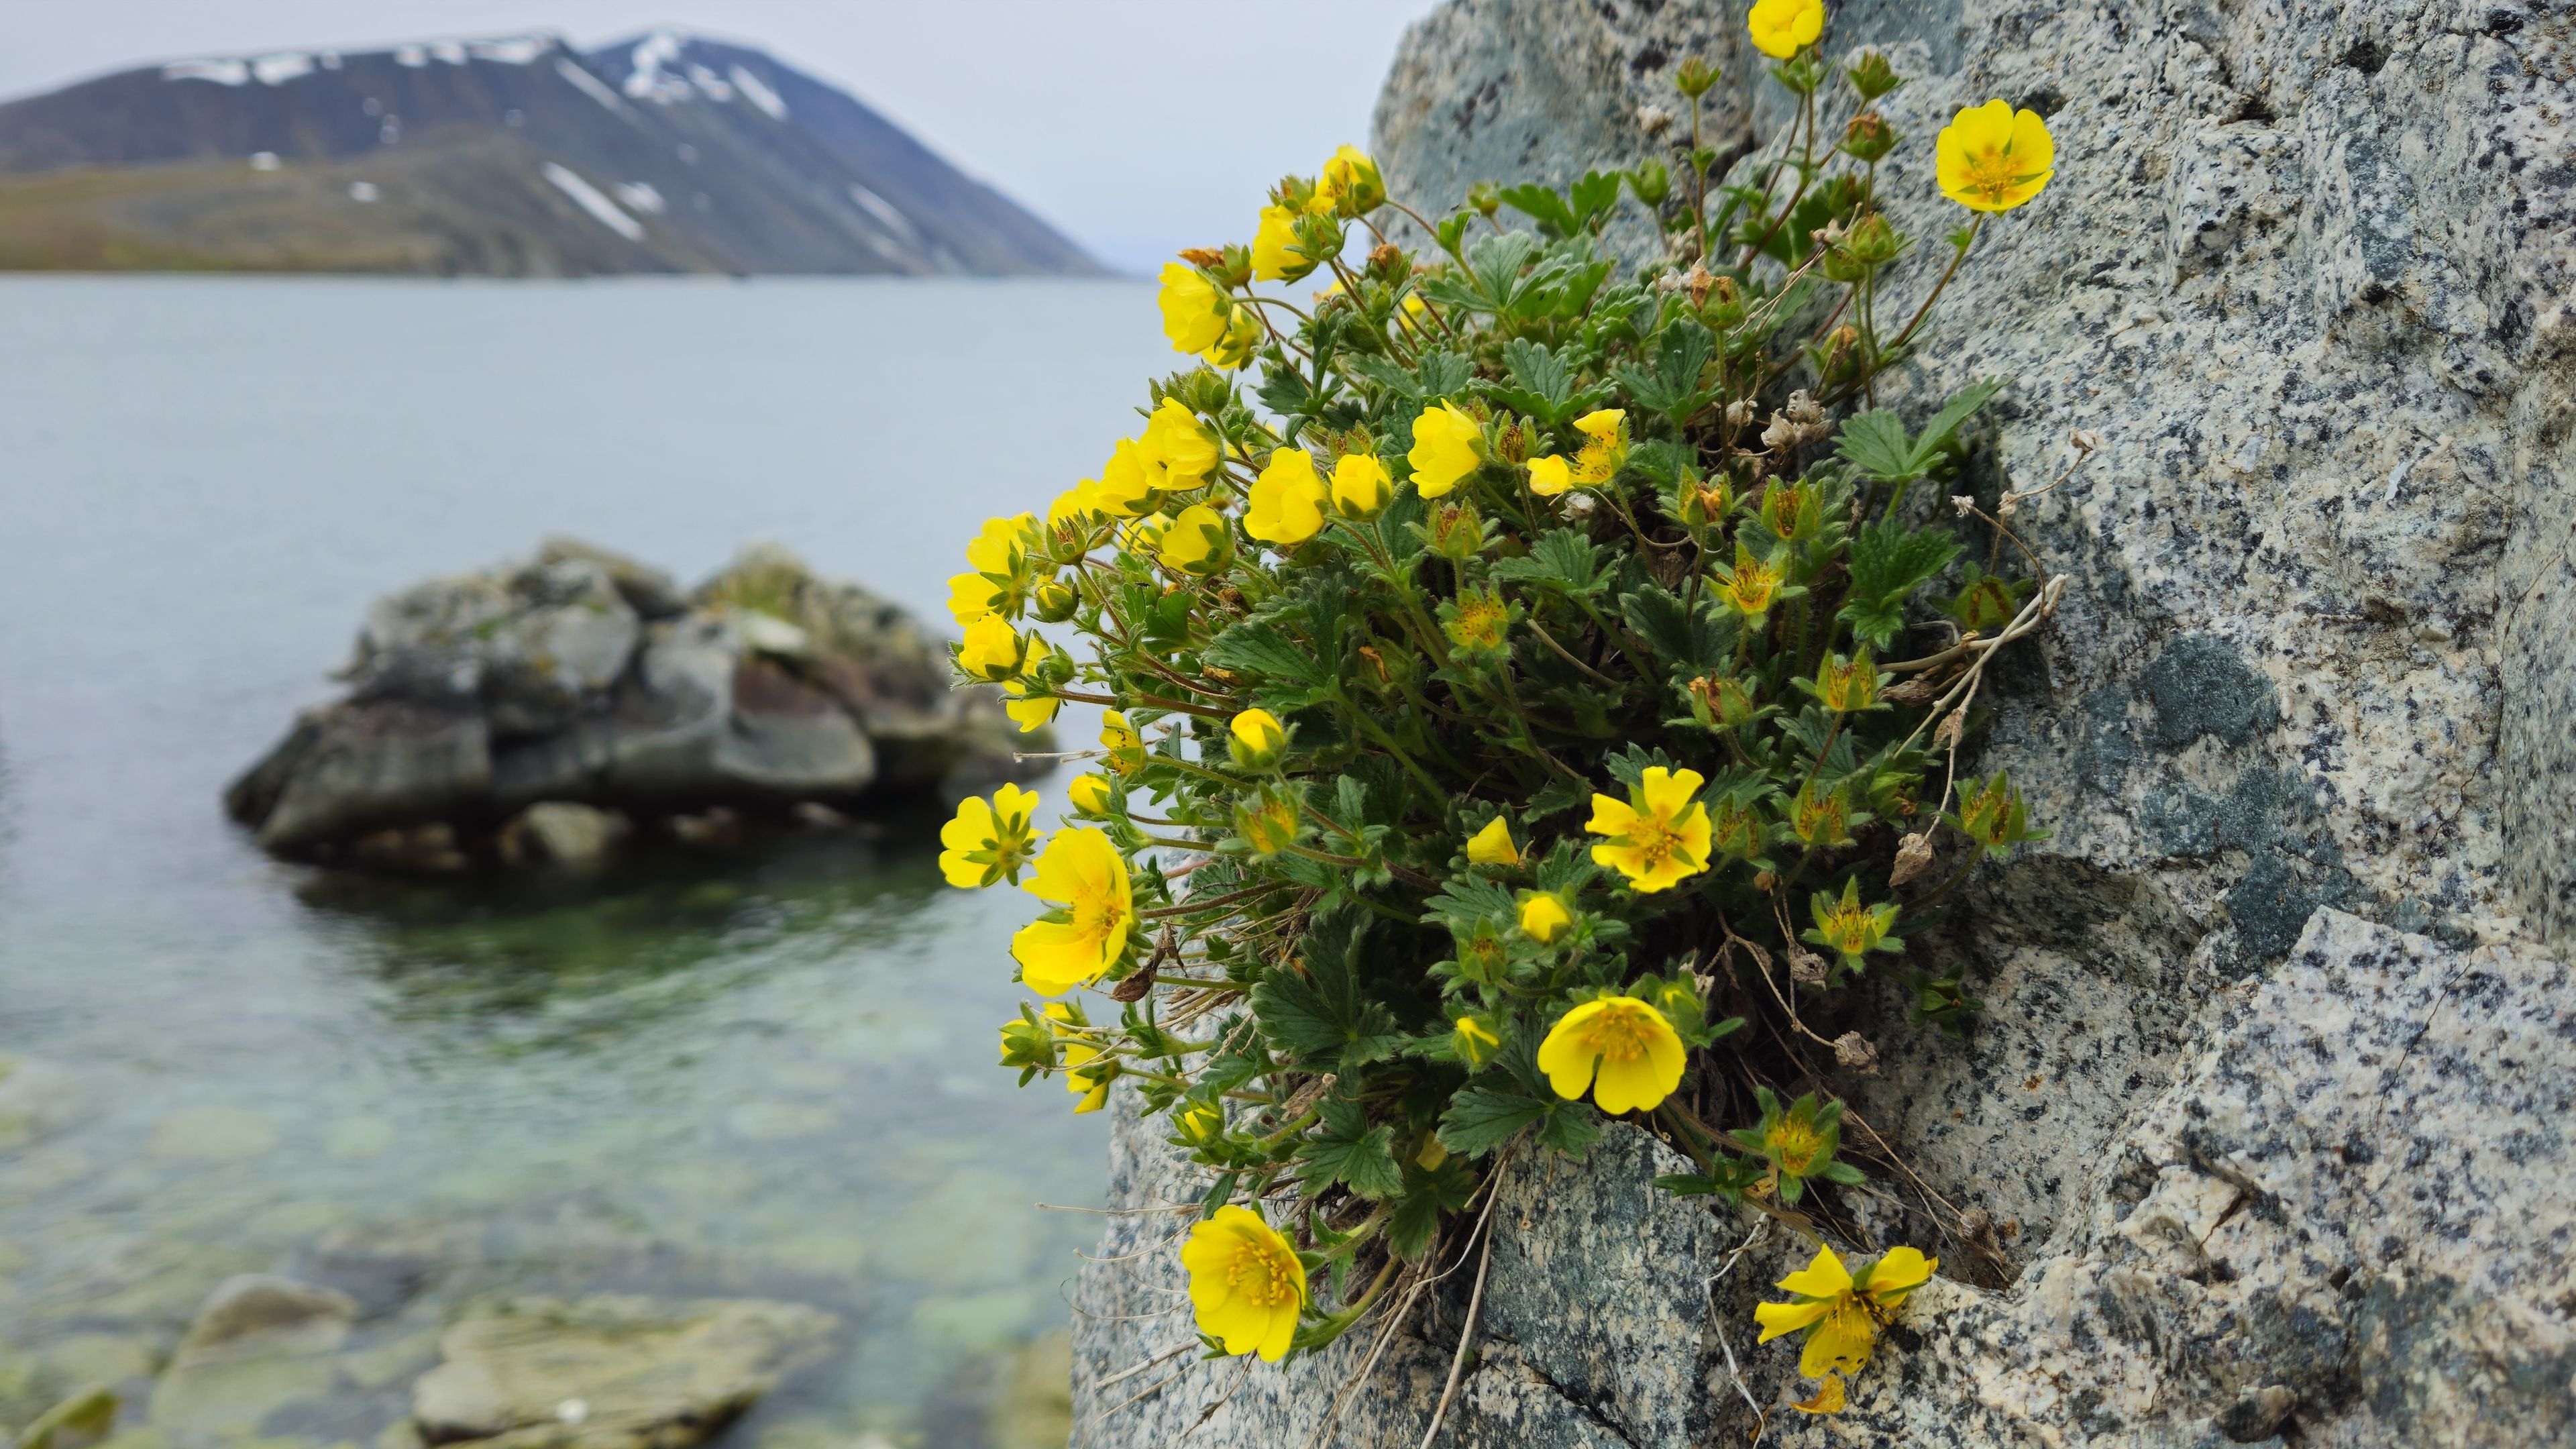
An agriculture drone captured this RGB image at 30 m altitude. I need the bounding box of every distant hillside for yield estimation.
[0,31,1106,276]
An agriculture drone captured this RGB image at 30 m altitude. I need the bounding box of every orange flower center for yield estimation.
[1621,814,1684,871]
[1226,1238,1298,1308]
[1957,146,2031,207]
[1068,879,1126,949]
[1770,1116,1825,1175]
[1584,1004,1658,1063]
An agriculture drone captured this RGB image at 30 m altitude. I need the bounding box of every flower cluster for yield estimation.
[942,0,2063,1411]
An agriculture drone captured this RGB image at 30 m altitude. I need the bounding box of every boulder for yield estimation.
[1073,913,2576,1446]
[12,1385,117,1449]
[1073,0,2576,1444]
[172,1275,358,1360]
[409,1295,839,1449]
[225,541,1043,868]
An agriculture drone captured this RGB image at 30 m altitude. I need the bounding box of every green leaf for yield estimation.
[1913,377,2008,463]
[1498,337,1574,421]
[1249,909,1401,1069]
[1619,580,1731,672]
[1300,1097,1405,1199]
[1204,621,1328,686]
[1436,1085,1550,1156]
[1534,1099,1602,1158]
[1835,410,1918,480]
[1838,518,1962,648]
[1568,169,1623,232]
[1497,183,1578,239]
[1386,1158,1479,1260]
[1493,529,1609,598]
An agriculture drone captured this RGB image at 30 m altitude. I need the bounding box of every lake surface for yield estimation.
[0,276,1171,1447]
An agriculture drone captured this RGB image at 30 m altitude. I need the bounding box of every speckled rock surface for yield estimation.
[1076,0,2576,1444]
[1076,913,2576,1446]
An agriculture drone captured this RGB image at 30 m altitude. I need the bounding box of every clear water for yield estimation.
[0,276,1169,1446]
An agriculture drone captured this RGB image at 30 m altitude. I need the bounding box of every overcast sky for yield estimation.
[0,0,1447,273]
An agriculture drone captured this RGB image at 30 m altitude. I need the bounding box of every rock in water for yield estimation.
[1071,1,2576,1444]
[409,1295,839,1449]
[224,540,1041,867]
[150,1274,358,1436]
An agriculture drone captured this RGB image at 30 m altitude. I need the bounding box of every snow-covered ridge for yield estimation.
[162,34,557,87]
[616,30,788,118]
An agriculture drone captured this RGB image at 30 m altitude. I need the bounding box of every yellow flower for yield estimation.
[1100,711,1146,775]
[1067,772,1116,816]
[1517,892,1572,944]
[1011,827,1135,996]
[1252,204,1317,282]
[1158,261,1233,354]
[1715,543,1785,619]
[966,511,1041,581]
[1206,305,1264,371]
[1451,1014,1502,1067]
[1407,402,1484,498]
[1586,767,1714,893]
[1246,448,1329,546]
[1180,1205,1308,1362]
[1049,481,1102,529]
[1527,453,1574,496]
[947,571,1010,628]
[1936,99,2055,213]
[1571,409,1628,484]
[1754,1245,1937,1379]
[1330,452,1393,518]
[1464,816,1521,867]
[1159,503,1232,576]
[1003,674,1060,732]
[1536,996,1686,1114]
[1792,1375,1848,1415]
[1788,781,1854,848]
[1314,145,1385,215]
[1175,1099,1226,1145]
[939,784,1042,888]
[1747,0,1825,59]
[1229,708,1287,769]
[955,616,1028,682]
[1093,437,1160,518]
[1142,398,1220,488]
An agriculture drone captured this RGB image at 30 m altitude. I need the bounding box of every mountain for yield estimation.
[0,30,1105,276]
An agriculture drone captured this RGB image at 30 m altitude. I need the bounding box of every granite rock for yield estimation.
[1076,0,2576,1443]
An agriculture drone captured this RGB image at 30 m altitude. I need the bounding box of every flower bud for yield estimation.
[1627,158,1671,207]
[1430,500,1486,562]
[1067,772,1116,816]
[1467,182,1502,217]
[1234,788,1301,856]
[1330,452,1393,519]
[1318,145,1385,216]
[1031,579,1078,623]
[1228,708,1287,770]
[1840,111,1899,164]
[1517,892,1572,944]
[1845,50,1906,102]
[1674,55,1721,98]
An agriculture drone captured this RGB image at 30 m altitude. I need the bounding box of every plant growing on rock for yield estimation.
[950,0,2074,1416]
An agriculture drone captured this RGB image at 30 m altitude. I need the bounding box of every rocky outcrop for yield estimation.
[1075,0,2576,1443]
[224,538,1040,869]
[1073,913,2576,1446]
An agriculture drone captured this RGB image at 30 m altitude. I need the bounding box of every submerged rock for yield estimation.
[224,540,1042,869]
[409,1295,839,1449]
[148,1275,357,1438]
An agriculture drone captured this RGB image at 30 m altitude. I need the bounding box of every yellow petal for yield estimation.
[1791,1375,1847,1415]
[1465,816,1520,866]
[1754,1297,1830,1343]
[2009,107,2055,174]
[1776,1245,1854,1300]
[1864,1246,1937,1306]
[1799,1300,1876,1378]
[1638,766,1705,820]
[1527,454,1573,496]
[1534,1000,1609,1101]
[1254,1302,1297,1362]
[1583,793,1639,837]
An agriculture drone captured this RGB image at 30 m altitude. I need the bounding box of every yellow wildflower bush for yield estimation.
[939,2,2071,1405]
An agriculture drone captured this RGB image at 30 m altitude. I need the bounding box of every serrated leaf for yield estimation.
[1204,621,1328,686]
[1619,580,1731,672]
[1838,518,1962,648]
[1568,170,1623,231]
[1497,183,1578,239]
[1387,1158,1478,1260]
[1534,1099,1601,1157]
[1912,377,2008,464]
[1436,1085,1550,1156]
[1493,528,1608,598]
[1835,410,1919,480]
[1301,1097,1405,1199]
